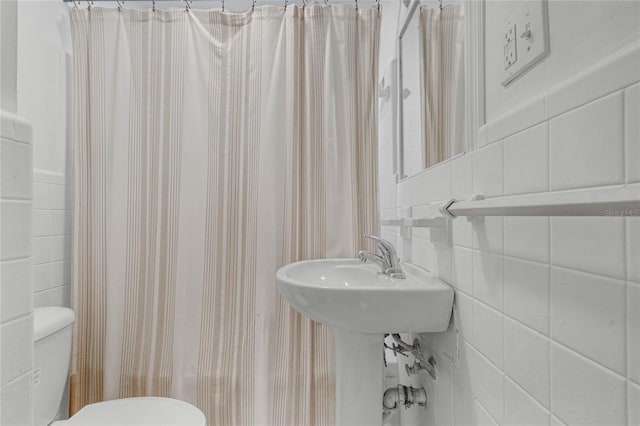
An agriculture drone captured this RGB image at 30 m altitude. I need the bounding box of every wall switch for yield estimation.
[502,0,549,86]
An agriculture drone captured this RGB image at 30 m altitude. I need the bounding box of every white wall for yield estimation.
[485,0,640,123]
[1,1,34,422]
[379,0,401,77]
[1,116,34,425]
[15,2,74,420]
[2,2,72,423]
[0,0,18,114]
[32,170,72,309]
[18,0,72,175]
[378,1,640,425]
[17,0,74,309]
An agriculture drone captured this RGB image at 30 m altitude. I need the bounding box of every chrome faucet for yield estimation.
[358,234,406,279]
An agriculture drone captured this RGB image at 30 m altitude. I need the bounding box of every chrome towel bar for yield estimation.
[441,186,640,218]
[382,186,640,227]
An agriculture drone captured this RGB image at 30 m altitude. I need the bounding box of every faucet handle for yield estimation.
[363,234,391,254]
[362,234,406,279]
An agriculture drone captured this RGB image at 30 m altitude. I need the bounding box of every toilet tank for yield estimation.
[33,307,75,426]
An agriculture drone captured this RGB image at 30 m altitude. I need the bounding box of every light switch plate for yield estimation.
[502,0,549,86]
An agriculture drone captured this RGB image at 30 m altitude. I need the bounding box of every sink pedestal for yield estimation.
[334,328,383,426]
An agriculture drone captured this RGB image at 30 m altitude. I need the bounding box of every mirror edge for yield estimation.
[394,0,486,182]
[464,0,486,153]
[396,0,421,182]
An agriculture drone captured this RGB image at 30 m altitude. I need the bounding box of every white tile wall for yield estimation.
[466,342,504,424]
[544,42,640,121]
[0,372,32,426]
[378,35,639,426]
[549,415,565,426]
[451,153,472,199]
[472,251,503,311]
[503,123,549,196]
[0,259,31,323]
[450,246,473,295]
[503,217,549,264]
[472,216,503,255]
[550,343,626,426]
[472,141,503,198]
[628,282,640,384]
[1,139,32,199]
[1,201,31,260]
[628,218,640,283]
[472,300,503,368]
[452,356,476,425]
[549,92,624,191]
[1,316,33,386]
[625,84,640,184]
[503,258,549,335]
[550,267,626,375]
[485,97,546,146]
[0,111,33,426]
[551,217,625,280]
[452,217,472,248]
[475,401,499,426]
[503,317,549,407]
[32,170,72,308]
[504,377,550,426]
[629,381,640,425]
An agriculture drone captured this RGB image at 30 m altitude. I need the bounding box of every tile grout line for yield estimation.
[505,373,551,414]
[547,111,553,420]
[622,89,627,185]
[547,217,553,420]
[501,164,507,425]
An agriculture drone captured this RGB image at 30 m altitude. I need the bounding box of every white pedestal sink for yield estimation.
[276,259,454,426]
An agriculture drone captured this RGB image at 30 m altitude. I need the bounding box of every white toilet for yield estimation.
[34,307,206,426]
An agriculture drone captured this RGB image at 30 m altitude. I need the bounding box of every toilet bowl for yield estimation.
[34,307,206,426]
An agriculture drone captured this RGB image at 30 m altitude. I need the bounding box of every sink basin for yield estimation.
[276,258,453,334]
[276,258,454,426]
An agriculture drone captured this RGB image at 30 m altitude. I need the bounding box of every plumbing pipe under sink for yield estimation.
[382,385,427,419]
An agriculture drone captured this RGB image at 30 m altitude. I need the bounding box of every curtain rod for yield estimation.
[62,0,381,12]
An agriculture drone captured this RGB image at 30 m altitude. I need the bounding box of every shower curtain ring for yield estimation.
[72,0,79,8]
[355,0,358,10]
[376,0,380,11]
[302,0,306,8]
[87,0,92,11]
[252,0,256,11]
[152,0,156,11]
[284,0,288,10]
[184,0,191,11]
[222,0,224,11]
[116,0,123,11]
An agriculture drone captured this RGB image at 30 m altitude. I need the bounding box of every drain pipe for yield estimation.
[382,384,427,419]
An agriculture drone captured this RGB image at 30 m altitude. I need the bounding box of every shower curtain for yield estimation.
[69,5,379,425]
[419,4,465,168]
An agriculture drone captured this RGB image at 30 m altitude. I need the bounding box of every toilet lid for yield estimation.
[54,397,206,426]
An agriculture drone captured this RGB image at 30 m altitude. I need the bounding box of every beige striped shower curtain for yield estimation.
[420,5,465,168]
[69,5,379,425]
